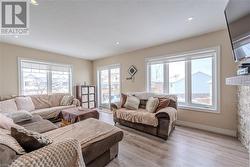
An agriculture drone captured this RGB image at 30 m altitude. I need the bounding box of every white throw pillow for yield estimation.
[60,95,74,106]
[146,97,159,113]
[0,113,18,130]
[0,99,18,113]
[15,97,35,112]
[2,110,33,123]
[124,96,140,110]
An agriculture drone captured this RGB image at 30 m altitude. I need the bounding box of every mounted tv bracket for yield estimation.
[126,65,137,81]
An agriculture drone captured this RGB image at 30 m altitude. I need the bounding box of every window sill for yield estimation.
[178,105,220,114]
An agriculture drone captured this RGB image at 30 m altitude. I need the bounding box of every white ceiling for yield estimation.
[0,0,229,60]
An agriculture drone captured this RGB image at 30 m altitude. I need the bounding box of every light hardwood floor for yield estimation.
[99,111,250,167]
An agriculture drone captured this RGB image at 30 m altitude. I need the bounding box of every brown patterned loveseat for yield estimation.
[111,92,177,140]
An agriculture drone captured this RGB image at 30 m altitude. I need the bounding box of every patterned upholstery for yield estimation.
[10,138,85,167]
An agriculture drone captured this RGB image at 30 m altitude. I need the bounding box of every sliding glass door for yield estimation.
[98,65,120,108]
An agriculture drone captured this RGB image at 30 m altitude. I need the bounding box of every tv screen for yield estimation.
[225,0,250,62]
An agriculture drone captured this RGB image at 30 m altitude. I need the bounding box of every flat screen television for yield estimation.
[224,0,250,62]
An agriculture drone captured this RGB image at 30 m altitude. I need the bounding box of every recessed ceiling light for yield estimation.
[116,42,120,45]
[188,17,194,21]
[31,0,39,5]
[14,35,18,38]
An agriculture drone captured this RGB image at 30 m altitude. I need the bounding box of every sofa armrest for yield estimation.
[155,107,177,140]
[155,107,177,121]
[110,103,121,111]
[155,111,170,119]
[72,98,81,107]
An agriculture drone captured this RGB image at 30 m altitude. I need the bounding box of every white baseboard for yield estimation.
[176,120,237,137]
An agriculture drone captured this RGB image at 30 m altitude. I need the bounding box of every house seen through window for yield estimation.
[19,59,72,95]
[147,48,219,111]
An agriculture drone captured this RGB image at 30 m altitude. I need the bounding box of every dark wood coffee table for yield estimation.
[59,107,99,126]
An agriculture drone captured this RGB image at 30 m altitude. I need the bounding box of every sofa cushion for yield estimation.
[156,98,171,112]
[126,92,178,109]
[60,95,74,106]
[49,93,65,107]
[114,108,158,127]
[2,110,33,123]
[0,113,20,130]
[0,99,18,113]
[11,127,53,153]
[17,115,43,126]
[146,97,159,113]
[21,120,58,133]
[30,105,75,120]
[30,95,50,109]
[124,96,140,110]
[15,97,35,112]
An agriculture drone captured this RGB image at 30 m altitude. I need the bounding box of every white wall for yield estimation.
[93,30,238,133]
[0,43,93,96]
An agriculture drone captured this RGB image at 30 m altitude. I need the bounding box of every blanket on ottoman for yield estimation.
[44,118,123,149]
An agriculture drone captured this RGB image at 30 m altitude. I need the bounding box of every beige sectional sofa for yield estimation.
[0,94,80,120]
[0,94,124,167]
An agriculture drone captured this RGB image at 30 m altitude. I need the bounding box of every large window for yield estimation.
[19,59,72,95]
[147,47,219,111]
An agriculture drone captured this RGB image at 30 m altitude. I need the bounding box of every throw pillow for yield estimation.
[30,95,50,109]
[2,110,33,123]
[155,98,171,112]
[11,127,53,153]
[0,99,18,113]
[15,97,35,112]
[60,95,74,106]
[146,97,159,113]
[0,113,21,130]
[124,96,140,110]
[120,93,127,108]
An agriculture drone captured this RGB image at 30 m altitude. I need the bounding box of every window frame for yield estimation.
[18,58,73,96]
[146,46,220,113]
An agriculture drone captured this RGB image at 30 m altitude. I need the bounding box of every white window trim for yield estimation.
[18,57,73,95]
[97,64,122,108]
[145,46,220,113]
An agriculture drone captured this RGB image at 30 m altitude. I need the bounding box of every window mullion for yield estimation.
[148,64,151,92]
[48,67,52,94]
[164,63,169,94]
[186,60,191,105]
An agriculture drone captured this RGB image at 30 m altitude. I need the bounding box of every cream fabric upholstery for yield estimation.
[30,95,50,109]
[0,99,18,113]
[114,108,158,127]
[10,138,85,167]
[124,96,140,110]
[49,94,66,107]
[30,105,76,120]
[15,97,35,112]
[146,97,159,113]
